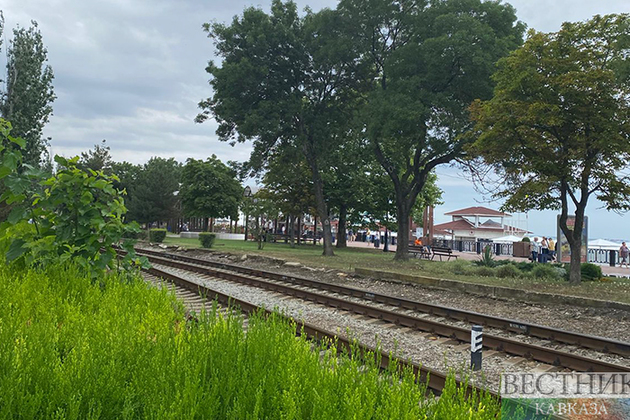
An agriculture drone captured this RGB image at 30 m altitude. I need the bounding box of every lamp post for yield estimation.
[383,198,392,252]
[244,186,252,241]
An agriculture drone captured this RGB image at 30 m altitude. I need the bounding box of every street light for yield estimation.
[244,186,252,241]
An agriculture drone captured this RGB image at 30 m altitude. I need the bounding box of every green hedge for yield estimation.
[0,264,504,419]
[581,262,602,281]
[149,228,167,243]
[122,229,148,240]
[199,232,216,248]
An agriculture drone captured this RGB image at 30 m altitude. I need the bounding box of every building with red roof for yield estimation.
[434,206,528,241]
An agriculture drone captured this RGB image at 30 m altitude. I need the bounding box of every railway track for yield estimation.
[141,263,481,398]
[134,248,630,374]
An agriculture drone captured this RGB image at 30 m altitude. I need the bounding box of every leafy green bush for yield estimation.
[531,264,561,280]
[496,263,521,278]
[0,128,145,273]
[521,237,531,242]
[581,263,602,281]
[476,266,496,277]
[199,232,216,248]
[149,228,167,243]
[554,265,568,280]
[475,245,496,267]
[0,263,503,419]
[513,261,535,272]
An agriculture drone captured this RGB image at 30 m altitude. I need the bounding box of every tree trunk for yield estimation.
[394,206,411,261]
[203,217,209,232]
[304,151,334,256]
[336,204,347,248]
[558,180,586,284]
[569,243,582,284]
[297,215,301,246]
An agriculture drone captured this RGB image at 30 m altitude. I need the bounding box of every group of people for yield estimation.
[531,236,556,262]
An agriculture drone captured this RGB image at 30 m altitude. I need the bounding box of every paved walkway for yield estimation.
[344,240,630,278]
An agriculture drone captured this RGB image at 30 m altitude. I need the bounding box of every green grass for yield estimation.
[0,263,505,419]
[162,236,630,304]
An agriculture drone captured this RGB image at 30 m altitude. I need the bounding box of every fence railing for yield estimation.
[432,239,514,256]
[587,249,616,264]
[432,239,618,265]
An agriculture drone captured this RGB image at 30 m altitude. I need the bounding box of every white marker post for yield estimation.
[471,325,483,371]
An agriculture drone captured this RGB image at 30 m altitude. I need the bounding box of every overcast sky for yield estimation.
[2,0,629,239]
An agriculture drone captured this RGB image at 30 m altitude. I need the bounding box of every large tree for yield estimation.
[470,14,630,284]
[179,156,242,231]
[127,157,181,225]
[339,0,524,260]
[197,1,368,256]
[0,20,55,167]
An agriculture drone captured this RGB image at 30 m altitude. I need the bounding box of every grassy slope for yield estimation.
[163,236,630,304]
[0,264,502,419]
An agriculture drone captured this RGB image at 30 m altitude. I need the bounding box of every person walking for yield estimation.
[619,242,629,268]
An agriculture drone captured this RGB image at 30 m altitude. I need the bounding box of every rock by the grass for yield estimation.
[240,254,248,261]
[284,262,302,268]
[158,244,168,249]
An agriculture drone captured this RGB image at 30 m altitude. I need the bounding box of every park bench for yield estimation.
[431,246,458,261]
[269,233,291,243]
[408,244,431,259]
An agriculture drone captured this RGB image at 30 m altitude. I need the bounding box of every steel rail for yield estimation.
[136,248,630,358]
[136,250,630,374]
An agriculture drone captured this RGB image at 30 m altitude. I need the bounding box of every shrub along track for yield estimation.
[133,248,630,375]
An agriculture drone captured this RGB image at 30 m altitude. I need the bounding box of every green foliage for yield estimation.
[476,266,496,277]
[0,263,504,418]
[521,237,531,243]
[258,145,315,218]
[531,264,562,281]
[198,232,216,248]
[496,263,521,279]
[199,2,368,256]
[470,14,630,283]
[180,156,242,226]
[149,228,167,243]
[581,263,603,282]
[122,229,147,241]
[0,120,146,273]
[78,139,112,172]
[0,20,55,167]
[475,245,496,267]
[447,259,473,276]
[126,157,181,224]
[338,0,525,259]
[242,192,280,250]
